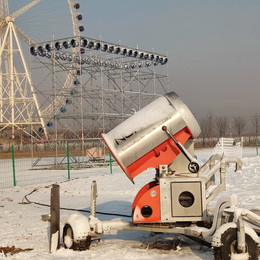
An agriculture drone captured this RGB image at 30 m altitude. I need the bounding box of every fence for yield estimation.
[196,136,260,148]
[213,137,243,159]
[1,137,259,189]
[0,144,114,189]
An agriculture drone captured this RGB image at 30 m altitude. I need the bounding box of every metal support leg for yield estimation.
[90,181,98,218]
[237,215,246,253]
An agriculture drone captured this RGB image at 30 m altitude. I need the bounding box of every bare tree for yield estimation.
[206,111,214,138]
[199,112,214,146]
[233,117,247,137]
[199,118,207,146]
[215,116,229,137]
[251,114,260,137]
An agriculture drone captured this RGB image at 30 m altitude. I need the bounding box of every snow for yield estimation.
[63,234,73,249]
[50,231,59,253]
[0,147,260,259]
[231,252,250,260]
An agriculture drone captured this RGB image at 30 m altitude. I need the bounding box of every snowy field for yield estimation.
[0,147,260,259]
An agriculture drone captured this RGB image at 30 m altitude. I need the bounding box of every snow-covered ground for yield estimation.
[0,147,260,259]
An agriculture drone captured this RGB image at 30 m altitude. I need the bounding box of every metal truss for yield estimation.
[0,0,45,140]
[30,34,169,167]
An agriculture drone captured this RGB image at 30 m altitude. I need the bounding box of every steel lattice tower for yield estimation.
[0,0,47,139]
[0,0,81,140]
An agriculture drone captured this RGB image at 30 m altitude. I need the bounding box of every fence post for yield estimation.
[256,137,258,156]
[50,184,60,253]
[67,142,70,180]
[109,151,113,174]
[11,145,16,187]
[221,137,224,154]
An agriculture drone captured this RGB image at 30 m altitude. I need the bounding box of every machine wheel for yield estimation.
[212,227,259,260]
[63,224,91,251]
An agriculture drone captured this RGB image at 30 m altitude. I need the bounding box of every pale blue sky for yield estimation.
[9,0,260,119]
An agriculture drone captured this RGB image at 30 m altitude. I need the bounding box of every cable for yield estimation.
[22,188,132,218]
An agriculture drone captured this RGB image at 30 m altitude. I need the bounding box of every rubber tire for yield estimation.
[63,224,91,251]
[213,227,259,260]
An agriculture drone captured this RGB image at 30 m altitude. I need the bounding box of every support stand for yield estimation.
[50,184,60,253]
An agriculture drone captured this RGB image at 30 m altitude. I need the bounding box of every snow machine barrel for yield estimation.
[102,92,201,183]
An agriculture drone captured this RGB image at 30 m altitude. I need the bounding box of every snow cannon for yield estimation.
[102,91,201,184]
[64,92,255,260]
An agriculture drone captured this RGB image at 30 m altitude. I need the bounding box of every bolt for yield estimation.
[162,126,167,131]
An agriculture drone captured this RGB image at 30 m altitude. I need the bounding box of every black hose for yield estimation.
[22,188,132,218]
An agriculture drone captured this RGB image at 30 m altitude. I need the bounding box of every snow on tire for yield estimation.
[63,224,91,251]
[212,227,259,260]
[63,224,74,249]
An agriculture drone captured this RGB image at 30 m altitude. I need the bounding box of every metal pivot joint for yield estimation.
[162,125,200,173]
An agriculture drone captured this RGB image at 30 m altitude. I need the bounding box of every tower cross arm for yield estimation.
[14,23,35,45]
[9,0,41,20]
